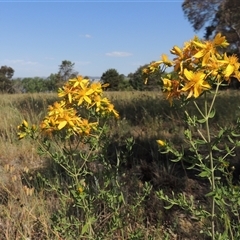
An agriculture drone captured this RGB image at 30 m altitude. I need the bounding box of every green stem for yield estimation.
[203,83,221,240]
[227,215,234,240]
[204,91,215,240]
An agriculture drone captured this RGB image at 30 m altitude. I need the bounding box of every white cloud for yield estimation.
[105,51,132,57]
[79,34,92,38]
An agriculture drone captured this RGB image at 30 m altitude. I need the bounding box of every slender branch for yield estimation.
[193,101,205,119]
[207,83,220,118]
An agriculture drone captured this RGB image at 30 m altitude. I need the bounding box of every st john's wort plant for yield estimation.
[17,76,135,239]
[144,33,240,239]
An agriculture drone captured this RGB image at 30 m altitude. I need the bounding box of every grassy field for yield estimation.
[1,90,240,239]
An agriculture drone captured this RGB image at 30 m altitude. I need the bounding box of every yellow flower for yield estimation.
[57,112,75,130]
[193,34,228,67]
[142,67,151,75]
[144,54,173,85]
[90,82,103,94]
[75,88,94,106]
[181,69,210,98]
[91,97,119,118]
[58,83,75,103]
[170,45,185,73]
[63,76,96,105]
[156,140,166,146]
[78,179,86,194]
[22,120,29,128]
[17,131,27,140]
[162,78,181,105]
[233,71,240,81]
[78,187,84,194]
[40,101,84,134]
[193,41,216,66]
[162,78,172,92]
[89,95,103,112]
[48,101,65,116]
[222,53,240,78]
[17,120,30,139]
[149,60,162,72]
[212,33,229,48]
[147,54,173,73]
[170,45,183,58]
[69,75,89,89]
[161,54,173,67]
[78,119,98,135]
[106,103,119,118]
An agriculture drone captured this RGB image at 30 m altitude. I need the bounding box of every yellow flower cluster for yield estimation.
[40,76,119,136]
[40,101,98,136]
[17,120,37,139]
[18,76,119,138]
[144,33,240,103]
[58,76,119,117]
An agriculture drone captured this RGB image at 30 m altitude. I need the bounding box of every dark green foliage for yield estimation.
[118,74,133,91]
[12,75,61,93]
[100,68,124,91]
[19,75,63,93]
[21,77,48,93]
[0,65,15,93]
[129,64,162,91]
[45,73,62,92]
[118,79,132,91]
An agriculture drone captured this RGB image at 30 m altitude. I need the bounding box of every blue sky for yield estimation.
[1,1,204,78]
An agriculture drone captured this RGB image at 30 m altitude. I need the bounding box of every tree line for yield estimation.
[2,61,240,94]
[0,60,164,93]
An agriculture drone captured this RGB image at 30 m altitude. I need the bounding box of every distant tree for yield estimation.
[45,73,62,92]
[182,0,240,56]
[118,74,132,91]
[22,77,48,93]
[58,60,78,82]
[129,64,161,91]
[100,69,124,91]
[12,78,24,93]
[0,66,15,93]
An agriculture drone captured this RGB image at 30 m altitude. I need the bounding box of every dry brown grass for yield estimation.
[0,90,240,239]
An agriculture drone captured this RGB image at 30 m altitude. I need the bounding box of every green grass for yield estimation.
[0,90,240,239]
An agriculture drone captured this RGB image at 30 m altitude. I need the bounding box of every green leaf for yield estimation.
[227,135,234,144]
[212,145,223,152]
[198,170,210,178]
[164,204,174,209]
[231,131,240,137]
[208,108,216,119]
[218,128,225,138]
[205,191,215,197]
[195,139,207,145]
[187,164,196,170]
[81,223,89,235]
[197,118,206,123]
